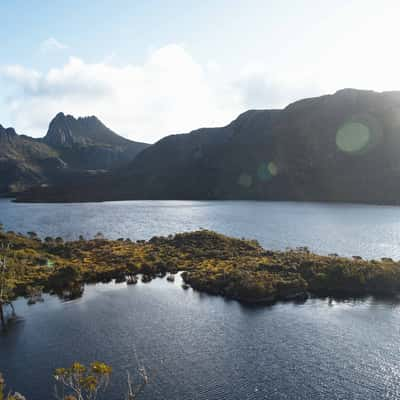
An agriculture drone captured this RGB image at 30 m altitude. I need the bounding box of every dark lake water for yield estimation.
[2,199,400,399]
[2,277,400,400]
[2,198,400,259]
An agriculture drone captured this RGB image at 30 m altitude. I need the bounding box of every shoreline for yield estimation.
[7,191,400,207]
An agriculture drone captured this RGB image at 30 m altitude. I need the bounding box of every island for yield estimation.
[1,227,400,310]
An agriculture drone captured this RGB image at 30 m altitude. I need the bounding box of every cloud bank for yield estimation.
[1,44,320,143]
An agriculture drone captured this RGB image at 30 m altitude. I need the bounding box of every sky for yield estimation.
[1,0,400,143]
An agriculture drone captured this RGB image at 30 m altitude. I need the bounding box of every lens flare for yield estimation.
[268,161,278,176]
[258,161,278,181]
[257,163,271,181]
[336,122,371,153]
[238,173,252,188]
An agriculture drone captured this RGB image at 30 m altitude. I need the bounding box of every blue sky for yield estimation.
[1,0,400,142]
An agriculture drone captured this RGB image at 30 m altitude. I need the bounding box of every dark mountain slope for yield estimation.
[267,89,400,203]
[204,89,400,202]
[17,89,400,204]
[0,125,65,195]
[121,124,235,199]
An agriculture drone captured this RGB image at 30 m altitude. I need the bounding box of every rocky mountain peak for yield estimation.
[44,112,75,147]
[5,127,17,136]
[0,124,18,141]
[44,112,136,148]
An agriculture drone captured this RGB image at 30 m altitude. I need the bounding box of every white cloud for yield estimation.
[0,43,335,143]
[2,65,41,93]
[234,65,323,110]
[1,44,247,142]
[40,37,69,53]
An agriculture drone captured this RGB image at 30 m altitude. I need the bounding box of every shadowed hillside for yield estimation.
[18,89,400,204]
[0,124,64,195]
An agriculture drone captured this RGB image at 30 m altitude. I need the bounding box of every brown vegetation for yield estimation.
[1,226,400,306]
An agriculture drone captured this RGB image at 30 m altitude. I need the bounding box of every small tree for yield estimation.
[126,366,148,400]
[54,361,148,400]
[55,237,64,245]
[1,360,147,400]
[0,373,4,400]
[54,362,112,400]
[94,233,104,241]
[0,373,26,400]
[44,237,54,245]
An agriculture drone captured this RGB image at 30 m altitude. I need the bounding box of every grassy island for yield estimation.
[2,228,400,305]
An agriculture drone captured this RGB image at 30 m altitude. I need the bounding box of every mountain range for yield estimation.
[0,113,148,195]
[6,88,400,204]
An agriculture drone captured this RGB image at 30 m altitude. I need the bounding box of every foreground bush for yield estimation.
[1,361,148,400]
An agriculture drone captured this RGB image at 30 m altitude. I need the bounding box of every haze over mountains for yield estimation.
[5,89,400,204]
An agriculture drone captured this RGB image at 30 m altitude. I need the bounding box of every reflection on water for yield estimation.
[54,282,85,301]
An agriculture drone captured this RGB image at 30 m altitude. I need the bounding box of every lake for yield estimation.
[2,199,400,399]
[2,277,400,400]
[2,198,400,259]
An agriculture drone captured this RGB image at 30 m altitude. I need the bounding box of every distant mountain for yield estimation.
[0,114,149,195]
[15,89,400,204]
[43,113,148,170]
